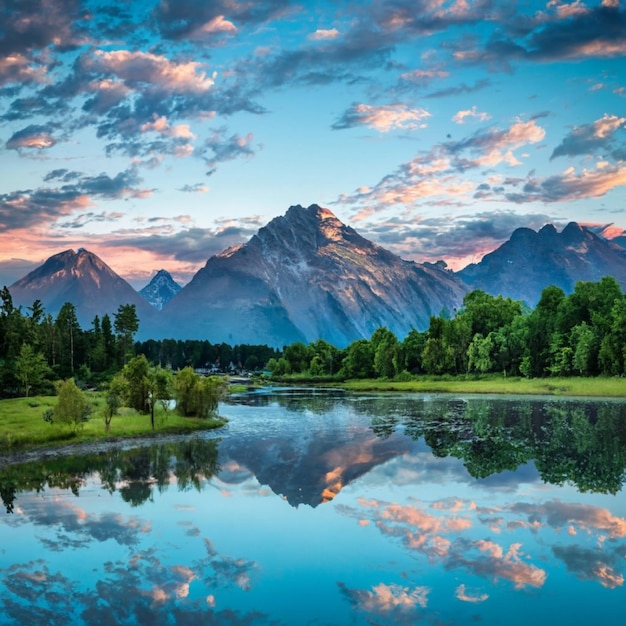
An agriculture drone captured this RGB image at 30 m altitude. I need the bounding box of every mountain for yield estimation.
[154,204,467,347]
[9,248,154,328]
[459,222,626,306]
[139,269,181,310]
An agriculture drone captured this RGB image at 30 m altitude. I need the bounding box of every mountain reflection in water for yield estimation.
[0,392,625,625]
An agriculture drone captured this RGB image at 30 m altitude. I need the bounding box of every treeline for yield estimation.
[269,276,626,379]
[3,276,626,398]
[135,339,280,373]
[0,285,278,399]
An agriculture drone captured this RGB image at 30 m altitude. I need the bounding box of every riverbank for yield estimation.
[332,375,626,396]
[0,394,226,460]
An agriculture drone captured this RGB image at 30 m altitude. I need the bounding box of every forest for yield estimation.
[2,276,626,402]
[267,276,626,380]
[0,285,279,399]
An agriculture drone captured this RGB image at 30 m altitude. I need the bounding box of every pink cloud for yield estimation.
[196,15,238,36]
[452,106,491,124]
[0,53,46,85]
[348,582,430,614]
[85,50,215,94]
[334,103,431,132]
[455,583,489,603]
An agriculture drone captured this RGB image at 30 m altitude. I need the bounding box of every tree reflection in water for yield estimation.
[369,396,626,494]
[0,438,220,513]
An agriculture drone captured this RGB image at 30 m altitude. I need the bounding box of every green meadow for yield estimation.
[0,394,225,453]
[334,375,626,397]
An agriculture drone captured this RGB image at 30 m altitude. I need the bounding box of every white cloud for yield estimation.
[308,28,340,41]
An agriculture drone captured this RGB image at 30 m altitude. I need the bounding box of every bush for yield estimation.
[50,378,92,432]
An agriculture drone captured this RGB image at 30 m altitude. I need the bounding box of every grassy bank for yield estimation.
[0,394,225,453]
[333,375,626,397]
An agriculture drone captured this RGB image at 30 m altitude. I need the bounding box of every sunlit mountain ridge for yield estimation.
[7,205,626,346]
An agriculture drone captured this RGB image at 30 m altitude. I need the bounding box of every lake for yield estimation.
[1,390,625,625]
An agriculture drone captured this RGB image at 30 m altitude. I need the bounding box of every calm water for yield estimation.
[1,390,625,625]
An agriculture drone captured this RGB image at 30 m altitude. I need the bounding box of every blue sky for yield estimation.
[1,0,625,288]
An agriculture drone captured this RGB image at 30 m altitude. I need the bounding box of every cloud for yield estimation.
[339,581,430,623]
[350,498,472,558]
[553,545,624,589]
[551,113,626,160]
[338,207,560,270]
[0,167,150,231]
[445,118,546,163]
[501,163,626,204]
[426,79,491,99]
[0,53,47,86]
[13,498,150,549]
[0,0,83,58]
[450,541,547,589]
[400,68,450,83]
[152,0,291,40]
[452,106,491,125]
[332,103,431,132]
[308,28,340,41]
[455,583,489,603]
[103,217,263,264]
[84,50,215,95]
[511,499,626,538]
[178,183,209,193]
[193,15,238,39]
[1,542,264,625]
[6,124,57,150]
[0,258,40,287]
[56,211,126,230]
[452,3,626,67]
[337,118,545,214]
[202,130,256,174]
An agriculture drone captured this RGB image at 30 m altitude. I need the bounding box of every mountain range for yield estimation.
[7,204,626,346]
[459,221,626,306]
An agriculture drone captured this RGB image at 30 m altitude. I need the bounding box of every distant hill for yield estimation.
[8,248,154,328]
[139,269,181,310]
[458,222,626,306]
[152,204,467,347]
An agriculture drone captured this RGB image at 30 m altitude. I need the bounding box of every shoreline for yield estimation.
[0,429,223,470]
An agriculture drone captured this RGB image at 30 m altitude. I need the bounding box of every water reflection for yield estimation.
[366,396,626,494]
[0,439,220,513]
[1,392,625,625]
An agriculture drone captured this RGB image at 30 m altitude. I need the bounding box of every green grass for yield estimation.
[0,394,226,453]
[332,375,626,397]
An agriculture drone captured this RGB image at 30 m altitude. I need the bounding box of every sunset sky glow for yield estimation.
[1,0,625,287]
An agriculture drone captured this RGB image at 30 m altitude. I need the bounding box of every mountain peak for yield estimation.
[538,224,558,238]
[9,247,150,327]
[158,203,467,346]
[253,203,360,259]
[562,221,585,243]
[139,269,181,311]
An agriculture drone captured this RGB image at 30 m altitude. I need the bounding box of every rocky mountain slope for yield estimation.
[139,269,181,310]
[459,222,626,306]
[8,248,154,328]
[153,204,467,346]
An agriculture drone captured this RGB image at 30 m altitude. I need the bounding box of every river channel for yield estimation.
[1,390,625,625]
